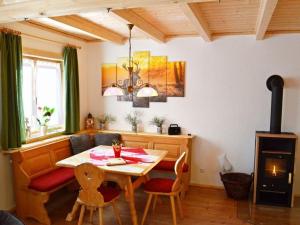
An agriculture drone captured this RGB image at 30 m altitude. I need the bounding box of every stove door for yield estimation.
[258,151,293,192]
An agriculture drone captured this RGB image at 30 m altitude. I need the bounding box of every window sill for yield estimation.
[4,131,70,155]
[25,128,65,144]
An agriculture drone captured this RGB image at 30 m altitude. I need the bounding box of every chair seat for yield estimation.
[97,186,121,202]
[144,178,174,193]
[154,160,189,173]
[29,167,74,192]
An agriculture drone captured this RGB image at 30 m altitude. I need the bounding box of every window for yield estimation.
[22,58,64,134]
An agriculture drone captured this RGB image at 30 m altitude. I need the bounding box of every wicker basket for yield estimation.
[220,172,253,200]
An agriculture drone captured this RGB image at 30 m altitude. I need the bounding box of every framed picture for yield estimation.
[101,63,117,95]
[149,56,167,102]
[101,51,185,108]
[167,61,185,97]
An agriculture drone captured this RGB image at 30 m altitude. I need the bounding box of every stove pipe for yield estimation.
[266,75,284,134]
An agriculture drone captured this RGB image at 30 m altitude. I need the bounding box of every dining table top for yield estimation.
[56,145,168,177]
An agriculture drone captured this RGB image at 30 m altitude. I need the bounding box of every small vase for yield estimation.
[113,146,122,158]
[132,124,137,133]
[40,125,47,136]
[99,122,105,130]
[157,126,162,134]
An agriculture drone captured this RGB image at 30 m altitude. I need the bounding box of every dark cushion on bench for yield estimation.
[70,134,94,155]
[94,133,121,146]
[28,167,74,192]
[0,211,24,225]
[154,160,189,173]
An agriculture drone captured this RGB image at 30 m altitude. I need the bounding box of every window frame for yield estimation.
[22,56,65,139]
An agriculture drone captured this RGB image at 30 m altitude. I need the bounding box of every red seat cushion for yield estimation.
[29,167,74,192]
[154,160,189,173]
[97,186,120,202]
[144,178,174,193]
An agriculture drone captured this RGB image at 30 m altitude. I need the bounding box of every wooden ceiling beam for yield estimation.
[256,0,278,40]
[0,0,218,24]
[180,3,211,42]
[50,15,126,45]
[112,9,166,43]
[20,20,94,42]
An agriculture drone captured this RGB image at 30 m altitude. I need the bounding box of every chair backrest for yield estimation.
[172,152,186,192]
[70,134,94,155]
[74,163,105,207]
[94,133,121,146]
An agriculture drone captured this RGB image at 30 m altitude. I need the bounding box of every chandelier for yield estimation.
[103,24,158,97]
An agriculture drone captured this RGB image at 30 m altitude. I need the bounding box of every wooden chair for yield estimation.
[141,152,186,225]
[70,163,122,225]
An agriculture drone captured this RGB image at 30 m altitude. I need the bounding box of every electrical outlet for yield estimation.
[200,169,205,173]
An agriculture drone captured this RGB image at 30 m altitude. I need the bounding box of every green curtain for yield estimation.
[0,32,25,149]
[64,46,80,134]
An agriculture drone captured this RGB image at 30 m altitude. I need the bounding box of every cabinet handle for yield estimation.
[288,173,292,184]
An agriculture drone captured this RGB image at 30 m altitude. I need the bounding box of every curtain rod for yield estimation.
[0,27,82,50]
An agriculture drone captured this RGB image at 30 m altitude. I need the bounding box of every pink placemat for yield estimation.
[90,147,154,166]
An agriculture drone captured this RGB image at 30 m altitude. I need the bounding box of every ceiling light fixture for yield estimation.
[103,24,158,97]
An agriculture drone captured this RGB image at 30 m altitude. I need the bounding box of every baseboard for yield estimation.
[190,183,224,190]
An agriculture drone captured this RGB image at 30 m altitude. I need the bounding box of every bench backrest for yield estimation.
[15,139,71,179]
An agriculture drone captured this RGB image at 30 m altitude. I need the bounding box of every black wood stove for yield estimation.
[254,75,297,207]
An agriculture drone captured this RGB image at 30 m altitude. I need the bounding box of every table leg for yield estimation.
[132,175,148,190]
[126,176,138,225]
[145,174,150,181]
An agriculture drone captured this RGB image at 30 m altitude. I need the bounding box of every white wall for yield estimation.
[0,23,89,210]
[87,35,300,193]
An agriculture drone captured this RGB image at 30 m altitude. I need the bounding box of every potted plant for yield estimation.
[112,139,122,158]
[36,106,55,136]
[125,111,141,133]
[97,114,116,130]
[150,116,165,134]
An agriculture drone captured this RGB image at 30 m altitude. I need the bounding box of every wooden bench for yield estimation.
[10,138,75,225]
[10,131,194,224]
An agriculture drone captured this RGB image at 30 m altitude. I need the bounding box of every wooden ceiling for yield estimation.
[1,0,300,44]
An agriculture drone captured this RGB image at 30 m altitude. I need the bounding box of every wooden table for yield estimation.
[56,145,168,225]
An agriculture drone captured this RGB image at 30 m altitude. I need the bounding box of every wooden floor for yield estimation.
[22,186,300,225]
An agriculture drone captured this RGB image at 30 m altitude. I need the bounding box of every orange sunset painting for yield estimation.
[101,63,116,95]
[167,61,185,97]
[101,51,185,108]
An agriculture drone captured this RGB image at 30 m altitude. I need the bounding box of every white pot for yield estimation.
[40,125,48,136]
[132,124,137,133]
[99,122,106,130]
[157,126,162,134]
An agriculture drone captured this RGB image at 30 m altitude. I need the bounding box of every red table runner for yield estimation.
[90,147,155,166]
